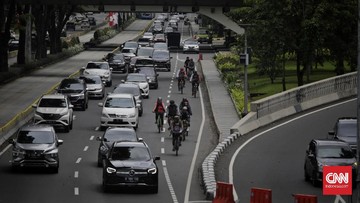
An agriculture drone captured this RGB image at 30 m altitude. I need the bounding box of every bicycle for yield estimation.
[181,119,189,141]
[172,131,182,156]
[156,113,163,133]
[192,83,198,98]
[167,116,174,136]
[179,79,185,94]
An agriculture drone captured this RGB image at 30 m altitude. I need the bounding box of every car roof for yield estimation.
[41,94,67,99]
[60,78,84,84]
[107,93,133,99]
[113,141,146,148]
[312,139,349,146]
[20,124,55,132]
[337,117,357,124]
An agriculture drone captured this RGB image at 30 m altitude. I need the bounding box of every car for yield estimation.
[196,28,212,44]
[164,26,174,36]
[304,139,358,187]
[57,78,88,110]
[182,39,200,53]
[152,49,171,72]
[97,127,141,167]
[142,32,154,41]
[102,141,160,193]
[152,24,163,34]
[121,41,139,54]
[153,42,168,51]
[137,67,159,89]
[120,48,136,64]
[153,33,166,43]
[81,61,113,87]
[98,93,140,130]
[129,56,154,73]
[138,37,151,47]
[104,53,127,73]
[88,16,96,26]
[329,117,357,152]
[137,47,154,58]
[125,73,150,99]
[113,83,143,116]
[81,18,91,29]
[32,94,74,132]
[9,124,63,173]
[8,39,19,51]
[66,21,76,31]
[80,75,105,99]
[168,22,178,31]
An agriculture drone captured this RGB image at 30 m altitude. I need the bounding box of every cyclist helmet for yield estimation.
[170,100,175,105]
[186,56,189,60]
[157,97,162,103]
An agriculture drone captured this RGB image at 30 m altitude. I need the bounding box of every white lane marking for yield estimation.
[168,95,171,98]
[74,187,79,195]
[184,84,205,203]
[76,158,82,164]
[229,98,357,201]
[74,171,79,178]
[334,195,346,203]
[0,145,11,157]
[90,136,95,140]
[169,90,171,94]
[162,160,166,166]
[163,166,179,203]
[166,100,170,104]
[170,86,172,89]
[161,137,164,142]
[83,146,89,151]
[95,127,100,131]
[161,148,165,154]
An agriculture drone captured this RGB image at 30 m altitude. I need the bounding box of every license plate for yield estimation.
[114,119,123,122]
[125,177,139,182]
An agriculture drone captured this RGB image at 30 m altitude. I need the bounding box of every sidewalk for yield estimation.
[199,59,240,199]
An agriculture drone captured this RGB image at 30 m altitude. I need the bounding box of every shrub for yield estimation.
[214,52,239,67]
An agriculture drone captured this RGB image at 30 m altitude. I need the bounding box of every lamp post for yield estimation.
[243,28,249,115]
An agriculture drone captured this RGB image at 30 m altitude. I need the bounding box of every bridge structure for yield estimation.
[4,0,245,34]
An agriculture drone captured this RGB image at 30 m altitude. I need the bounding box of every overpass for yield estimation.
[4,0,245,34]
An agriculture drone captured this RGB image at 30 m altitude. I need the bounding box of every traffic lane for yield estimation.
[224,99,357,202]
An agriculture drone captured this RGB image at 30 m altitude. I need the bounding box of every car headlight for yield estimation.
[148,168,157,174]
[353,162,358,168]
[106,167,117,174]
[12,147,25,158]
[128,113,136,118]
[317,162,326,172]
[102,112,109,117]
[60,109,69,116]
[104,71,110,76]
[45,153,58,159]
[84,71,90,75]
[35,111,44,117]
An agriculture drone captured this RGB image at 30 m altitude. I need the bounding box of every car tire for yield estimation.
[103,182,109,193]
[304,169,310,182]
[139,109,143,117]
[97,157,103,167]
[52,167,59,174]
[311,171,320,187]
[69,120,73,130]
[64,125,70,133]
[150,185,158,194]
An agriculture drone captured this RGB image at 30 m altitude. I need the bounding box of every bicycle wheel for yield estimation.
[157,117,161,133]
[174,136,179,156]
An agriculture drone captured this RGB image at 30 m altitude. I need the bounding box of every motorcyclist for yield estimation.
[179,98,192,125]
[166,100,178,130]
[171,115,183,151]
[184,57,190,73]
[177,67,187,91]
[152,97,166,126]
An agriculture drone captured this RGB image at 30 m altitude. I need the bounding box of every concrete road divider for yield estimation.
[250,187,272,203]
[212,182,235,203]
[292,194,317,203]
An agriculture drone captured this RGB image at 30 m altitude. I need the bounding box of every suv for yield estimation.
[9,124,64,173]
[329,117,357,152]
[33,94,74,133]
[57,78,88,110]
[152,49,171,72]
[98,93,140,130]
[81,61,113,87]
[304,139,357,186]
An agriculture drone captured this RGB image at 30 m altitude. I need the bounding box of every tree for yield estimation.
[0,0,15,72]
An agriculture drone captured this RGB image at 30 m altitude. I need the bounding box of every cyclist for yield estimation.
[166,100,178,130]
[190,70,200,90]
[152,97,166,126]
[177,67,187,91]
[180,106,190,127]
[187,58,195,78]
[184,56,190,73]
[171,115,183,151]
[179,98,192,125]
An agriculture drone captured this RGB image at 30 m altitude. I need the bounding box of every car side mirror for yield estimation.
[32,104,38,108]
[81,67,85,70]
[157,74,159,76]
[8,139,15,145]
[58,139,64,146]
[154,156,160,161]
[98,102,104,107]
[69,104,74,109]
[96,137,102,141]
[138,138,143,142]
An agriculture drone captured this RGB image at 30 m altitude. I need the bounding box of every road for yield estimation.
[215,99,357,202]
[0,18,218,203]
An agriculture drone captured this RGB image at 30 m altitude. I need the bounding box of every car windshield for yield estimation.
[39,98,67,108]
[113,87,140,96]
[317,145,355,159]
[121,48,135,54]
[17,130,54,144]
[153,51,169,59]
[83,76,101,84]
[144,33,153,37]
[185,40,198,45]
[124,42,138,48]
[59,83,84,92]
[104,130,137,141]
[105,97,134,108]
[111,146,150,161]
[138,68,155,76]
[337,122,357,137]
[112,55,124,60]
[137,48,154,57]
[138,38,150,42]
[127,75,147,82]
[86,62,109,70]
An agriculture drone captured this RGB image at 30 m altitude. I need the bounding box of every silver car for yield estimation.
[81,61,113,87]
[183,39,200,53]
[9,124,64,173]
[113,83,143,116]
[80,75,105,99]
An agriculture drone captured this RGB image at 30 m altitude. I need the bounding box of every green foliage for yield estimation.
[94,29,104,40]
[229,87,245,114]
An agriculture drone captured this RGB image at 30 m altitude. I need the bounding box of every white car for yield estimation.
[32,94,74,133]
[182,39,200,53]
[125,73,150,99]
[81,61,113,87]
[98,93,140,130]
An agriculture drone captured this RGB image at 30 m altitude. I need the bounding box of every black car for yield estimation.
[120,48,136,64]
[57,78,88,110]
[97,127,141,167]
[113,83,143,116]
[137,66,158,89]
[102,141,160,193]
[104,53,127,73]
[304,139,358,187]
[129,56,154,73]
[88,16,96,26]
[329,117,357,152]
[9,124,63,173]
[152,49,171,72]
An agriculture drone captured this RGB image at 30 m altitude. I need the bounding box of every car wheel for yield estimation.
[51,167,59,174]
[150,185,158,194]
[311,171,319,187]
[139,109,143,117]
[69,120,73,130]
[155,84,158,89]
[64,125,70,133]
[81,104,86,111]
[103,181,109,193]
[304,168,310,182]
[97,157,103,167]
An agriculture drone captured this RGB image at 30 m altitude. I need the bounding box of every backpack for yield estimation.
[157,103,164,113]
[168,104,177,116]
[179,71,185,78]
